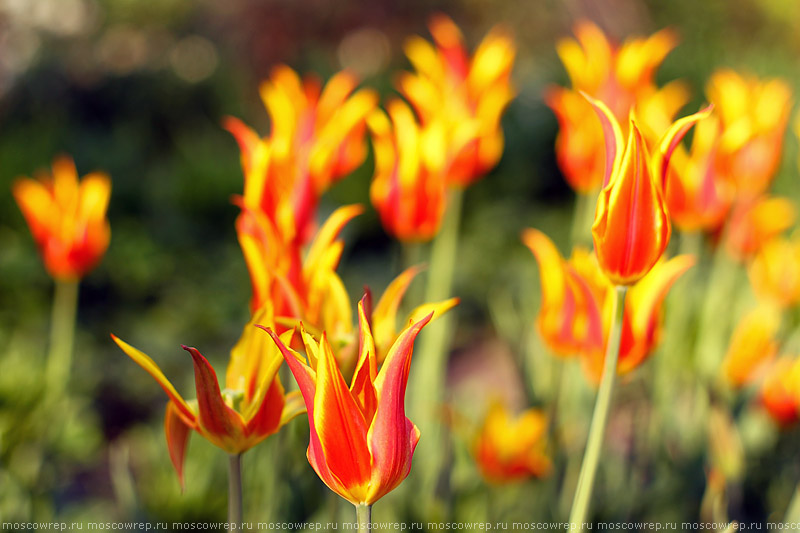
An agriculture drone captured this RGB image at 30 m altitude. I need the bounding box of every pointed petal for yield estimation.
[366,313,433,504]
[111,335,196,424]
[658,104,714,189]
[243,376,285,440]
[314,334,372,500]
[304,204,364,278]
[351,298,378,421]
[582,92,624,188]
[165,400,192,490]
[183,346,246,452]
[372,266,423,355]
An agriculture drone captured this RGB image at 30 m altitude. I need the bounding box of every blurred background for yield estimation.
[2,0,800,527]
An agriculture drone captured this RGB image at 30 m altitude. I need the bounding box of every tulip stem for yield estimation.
[356,503,372,532]
[45,279,79,396]
[568,286,627,532]
[228,453,243,531]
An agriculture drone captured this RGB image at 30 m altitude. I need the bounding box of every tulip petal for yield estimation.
[280,390,308,426]
[243,376,285,439]
[372,266,423,355]
[583,93,624,188]
[111,335,196,424]
[351,298,378,420]
[164,400,192,490]
[304,204,364,278]
[366,312,432,503]
[183,345,246,452]
[658,104,714,189]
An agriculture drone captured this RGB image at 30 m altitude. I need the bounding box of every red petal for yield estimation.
[165,400,192,490]
[366,312,432,504]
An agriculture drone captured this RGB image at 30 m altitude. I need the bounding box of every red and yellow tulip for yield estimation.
[760,356,800,426]
[262,299,432,506]
[546,21,689,193]
[225,65,377,247]
[724,196,795,261]
[664,114,734,233]
[368,99,448,242]
[748,235,800,308]
[721,305,780,388]
[111,304,305,486]
[706,70,792,199]
[13,155,111,281]
[523,228,694,381]
[586,96,710,285]
[473,401,551,483]
[397,14,515,187]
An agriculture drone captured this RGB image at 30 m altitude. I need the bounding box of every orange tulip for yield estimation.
[725,196,795,261]
[586,96,710,285]
[368,99,447,242]
[707,70,792,199]
[13,155,111,281]
[761,356,800,426]
[397,14,515,187]
[546,21,688,192]
[473,401,551,483]
[523,228,694,381]
[748,235,800,308]
[721,305,780,387]
[262,299,432,506]
[112,304,305,486]
[225,65,377,246]
[664,114,734,232]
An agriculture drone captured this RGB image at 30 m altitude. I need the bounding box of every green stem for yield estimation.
[45,279,79,396]
[568,286,627,532]
[356,503,372,532]
[228,453,243,531]
[784,481,800,523]
[409,187,464,506]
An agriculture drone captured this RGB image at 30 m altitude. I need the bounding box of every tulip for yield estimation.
[761,356,800,426]
[706,70,792,199]
[262,299,432,518]
[585,95,711,285]
[473,402,551,483]
[368,99,448,242]
[111,304,306,486]
[748,235,800,308]
[13,155,111,281]
[398,13,515,187]
[523,228,694,381]
[546,21,688,193]
[721,305,780,388]
[725,196,795,261]
[225,65,377,246]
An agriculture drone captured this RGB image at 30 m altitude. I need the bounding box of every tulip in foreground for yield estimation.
[473,402,551,483]
[13,155,111,281]
[112,305,305,486]
[262,298,432,524]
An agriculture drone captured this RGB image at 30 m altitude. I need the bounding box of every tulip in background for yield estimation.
[263,298,433,528]
[473,402,551,483]
[13,155,111,394]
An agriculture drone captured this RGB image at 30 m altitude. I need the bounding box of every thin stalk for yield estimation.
[45,279,79,396]
[409,187,464,504]
[784,481,800,523]
[355,503,372,532]
[568,286,627,532]
[228,453,243,531]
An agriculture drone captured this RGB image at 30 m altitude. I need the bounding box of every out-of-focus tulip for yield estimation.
[546,21,688,192]
[721,305,780,387]
[724,196,795,261]
[225,65,377,247]
[707,70,792,198]
[262,300,432,506]
[761,356,800,426]
[13,156,111,281]
[523,228,694,381]
[398,14,515,187]
[748,235,800,308]
[473,401,551,483]
[664,114,734,232]
[586,96,710,285]
[368,99,447,241]
[111,305,305,486]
